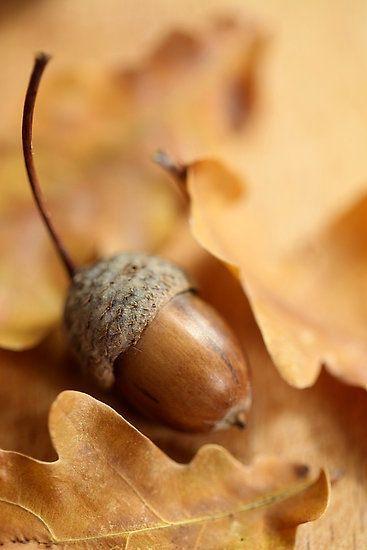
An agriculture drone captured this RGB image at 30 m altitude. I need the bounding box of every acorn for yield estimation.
[64,253,251,432]
[21,53,251,432]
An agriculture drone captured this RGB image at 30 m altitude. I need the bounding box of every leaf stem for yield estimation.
[153,150,189,201]
[22,52,76,279]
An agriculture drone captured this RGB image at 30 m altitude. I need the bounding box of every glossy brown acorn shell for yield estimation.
[115,291,251,432]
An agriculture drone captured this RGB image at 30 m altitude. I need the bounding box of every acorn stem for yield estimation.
[153,150,189,201]
[232,411,247,429]
[22,52,76,279]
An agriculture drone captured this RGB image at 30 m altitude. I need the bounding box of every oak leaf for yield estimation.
[181,1,367,389]
[0,390,328,549]
[186,158,367,389]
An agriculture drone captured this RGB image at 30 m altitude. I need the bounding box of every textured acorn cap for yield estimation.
[64,252,193,389]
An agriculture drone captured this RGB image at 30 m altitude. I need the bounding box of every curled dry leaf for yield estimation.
[181,2,367,389]
[186,156,367,389]
[0,18,260,351]
[0,390,329,549]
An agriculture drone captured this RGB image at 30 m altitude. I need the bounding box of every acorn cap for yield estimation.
[64,252,193,389]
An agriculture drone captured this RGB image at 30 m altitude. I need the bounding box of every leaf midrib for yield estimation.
[0,475,317,546]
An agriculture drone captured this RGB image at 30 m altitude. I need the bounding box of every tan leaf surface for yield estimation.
[187,157,367,389]
[0,390,328,549]
[177,0,367,389]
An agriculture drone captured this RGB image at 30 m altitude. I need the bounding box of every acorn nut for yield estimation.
[64,252,251,432]
[21,53,252,433]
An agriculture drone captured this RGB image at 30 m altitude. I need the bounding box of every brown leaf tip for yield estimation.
[154,150,188,198]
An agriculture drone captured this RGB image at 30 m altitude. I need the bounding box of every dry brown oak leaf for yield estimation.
[174,1,367,390]
[184,157,367,391]
[0,391,328,549]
